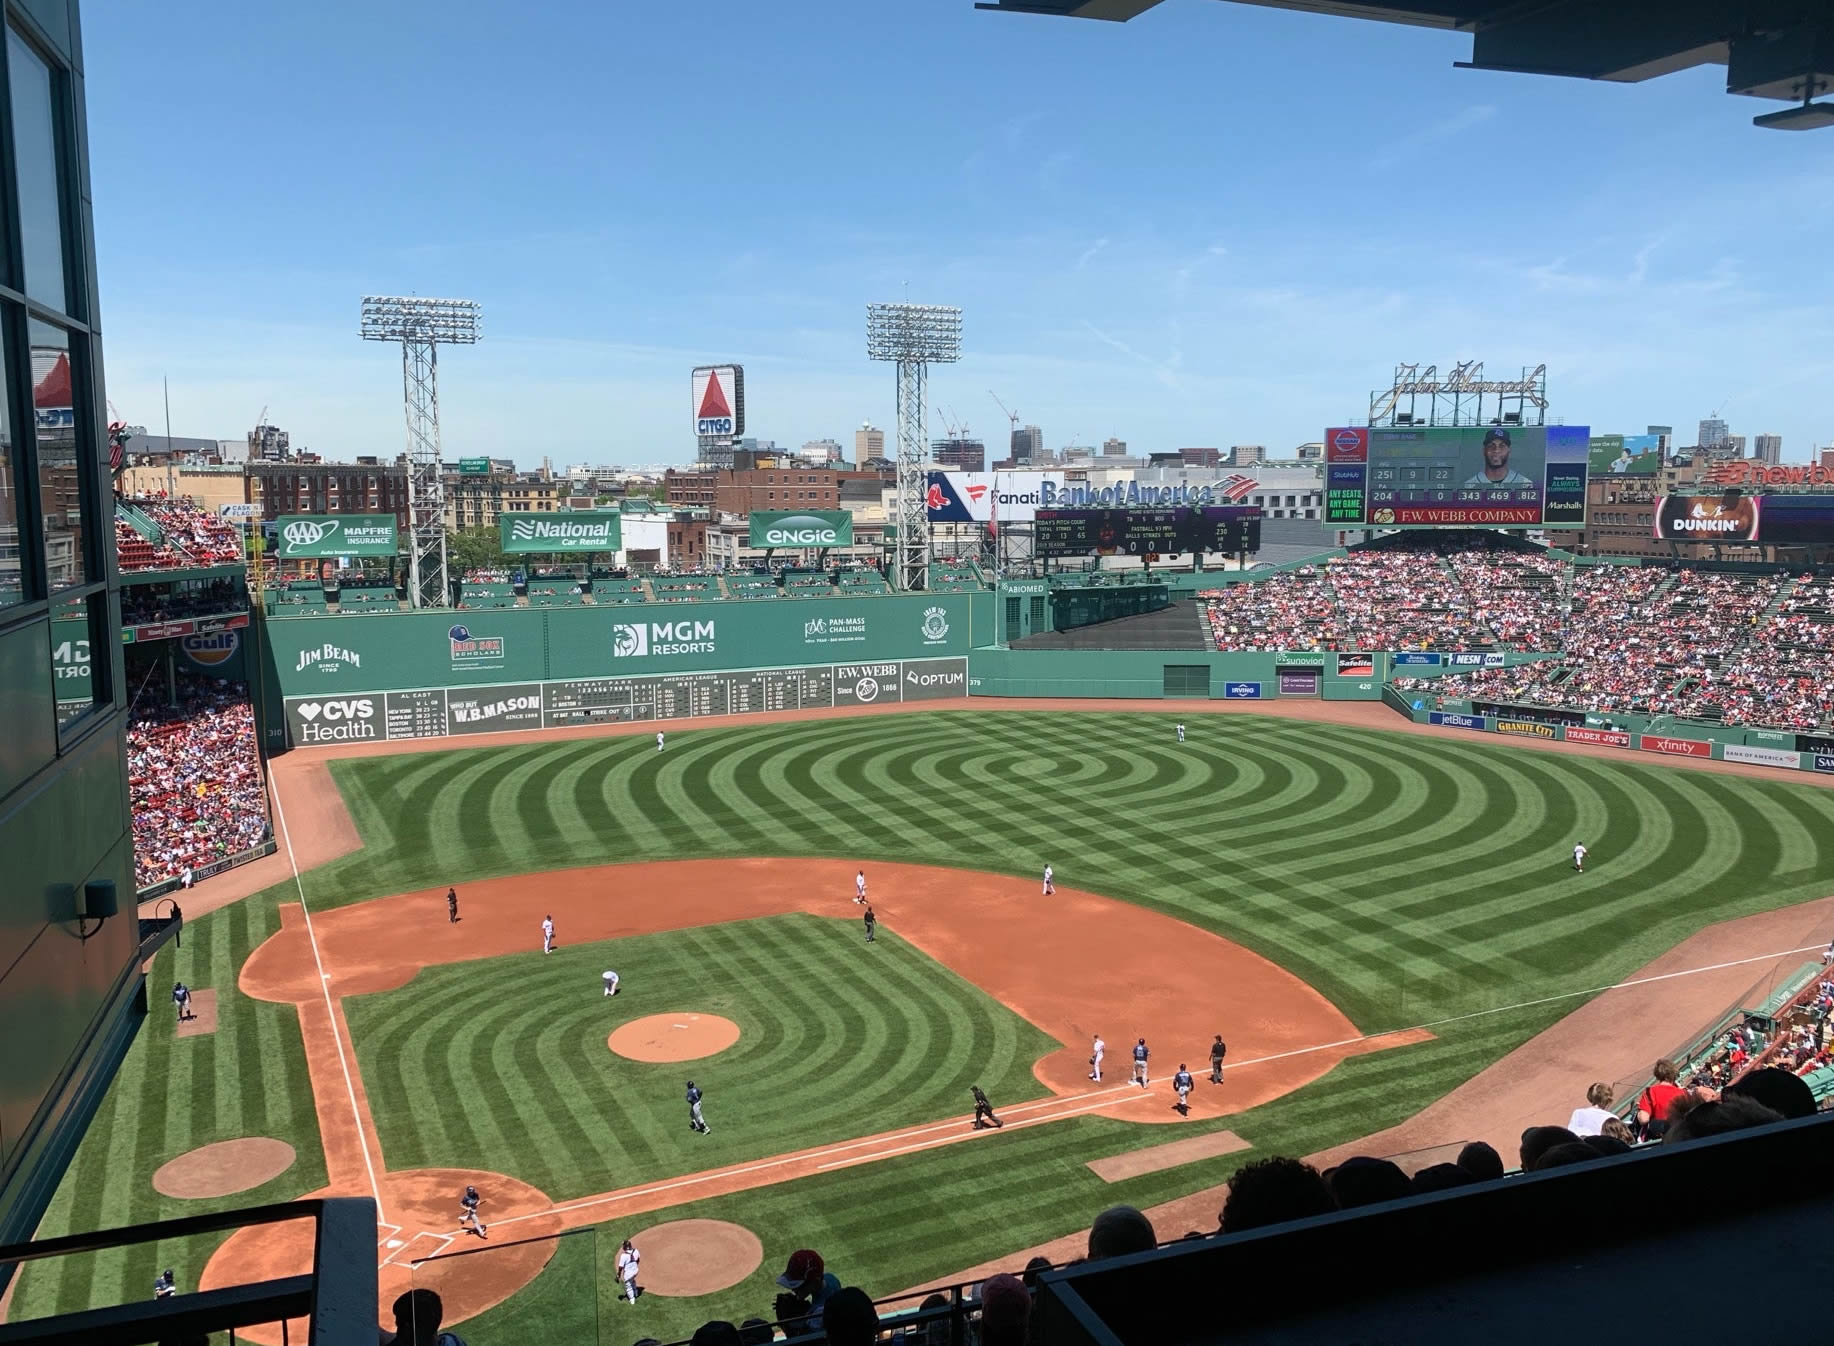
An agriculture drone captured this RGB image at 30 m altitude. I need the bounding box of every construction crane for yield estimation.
[989,391,1020,440]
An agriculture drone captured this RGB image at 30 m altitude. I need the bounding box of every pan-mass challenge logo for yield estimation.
[611,619,716,658]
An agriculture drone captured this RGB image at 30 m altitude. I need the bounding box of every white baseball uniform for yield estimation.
[602,970,620,996]
[542,917,554,953]
[855,871,866,904]
[617,1245,640,1303]
[656,732,665,752]
[1573,844,1587,871]
[1176,723,1185,743]
[1091,1036,1105,1081]
[1042,864,1054,896]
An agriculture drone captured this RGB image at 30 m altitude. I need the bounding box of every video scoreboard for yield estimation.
[1324,425,1590,528]
[1033,505,1261,558]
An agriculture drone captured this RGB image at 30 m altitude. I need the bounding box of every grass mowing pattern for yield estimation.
[346,915,1058,1198]
[24,709,1834,1339]
[8,896,328,1325]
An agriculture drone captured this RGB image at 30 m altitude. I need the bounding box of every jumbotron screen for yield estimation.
[1324,425,1590,528]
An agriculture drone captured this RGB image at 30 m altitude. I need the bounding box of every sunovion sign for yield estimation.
[500,512,622,553]
[749,511,852,548]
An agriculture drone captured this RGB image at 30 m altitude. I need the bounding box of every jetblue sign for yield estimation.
[1224,682,1262,699]
[1429,711,1490,731]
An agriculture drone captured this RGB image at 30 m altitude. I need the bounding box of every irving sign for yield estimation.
[500,512,622,553]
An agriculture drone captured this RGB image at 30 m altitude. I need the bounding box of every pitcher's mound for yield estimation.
[631,1220,764,1296]
[153,1138,296,1199]
[609,1014,740,1062]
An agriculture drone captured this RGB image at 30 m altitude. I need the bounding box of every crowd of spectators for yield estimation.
[1690,576,1834,729]
[127,667,270,889]
[127,493,245,566]
[120,578,247,627]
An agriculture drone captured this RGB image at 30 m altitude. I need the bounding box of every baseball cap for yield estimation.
[1483,428,1511,445]
[776,1249,824,1289]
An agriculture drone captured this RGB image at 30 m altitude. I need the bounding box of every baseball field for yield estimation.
[15,703,1834,1343]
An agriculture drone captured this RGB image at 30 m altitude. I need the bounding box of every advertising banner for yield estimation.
[1429,711,1490,731]
[691,365,744,438]
[1589,434,1662,476]
[901,657,968,701]
[924,471,1064,524]
[459,458,491,475]
[1653,493,1761,543]
[500,512,622,553]
[1565,726,1631,748]
[1277,670,1319,696]
[1496,718,1560,739]
[833,662,902,707]
[749,510,853,548]
[1722,744,1802,769]
[447,684,545,734]
[1447,652,1507,667]
[1223,681,1263,699]
[275,514,399,559]
[1335,654,1375,678]
[1641,735,1713,758]
[1392,652,1441,666]
[1340,424,1590,528]
[1815,754,1834,773]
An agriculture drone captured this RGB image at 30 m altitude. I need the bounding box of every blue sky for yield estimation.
[86,0,1834,466]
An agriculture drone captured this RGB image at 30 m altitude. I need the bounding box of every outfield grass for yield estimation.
[20,709,1834,1340]
[346,915,1058,1198]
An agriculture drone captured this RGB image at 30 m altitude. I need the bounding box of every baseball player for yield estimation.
[1172,1064,1195,1115]
[1131,1038,1149,1087]
[1090,1034,1105,1081]
[172,981,191,1024]
[657,731,666,752]
[446,887,459,923]
[970,1084,1004,1130]
[687,1080,709,1133]
[1042,863,1055,896]
[1573,841,1588,873]
[459,1184,487,1237]
[855,870,867,904]
[153,1270,175,1300]
[863,904,876,942]
[616,1239,641,1304]
[541,914,555,954]
[1209,1034,1227,1084]
[1176,722,1185,744]
[602,969,621,997]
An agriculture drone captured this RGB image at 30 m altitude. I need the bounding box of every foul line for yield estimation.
[1223,941,1834,1076]
[269,766,388,1223]
[815,1091,1155,1172]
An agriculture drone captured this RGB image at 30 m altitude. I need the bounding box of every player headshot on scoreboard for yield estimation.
[1463,428,1535,488]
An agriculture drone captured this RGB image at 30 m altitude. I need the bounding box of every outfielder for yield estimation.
[1176,722,1185,744]
[602,969,621,997]
[657,731,666,752]
[1172,1064,1195,1115]
[459,1184,487,1237]
[1132,1038,1149,1087]
[1090,1034,1105,1081]
[686,1080,709,1134]
[616,1239,641,1304]
[1042,864,1054,896]
[1573,842,1588,873]
[541,914,555,954]
[855,870,867,905]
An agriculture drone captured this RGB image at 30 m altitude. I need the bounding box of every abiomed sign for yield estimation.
[501,512,622,553]
[750,511,852,548]
[275,514,399,558]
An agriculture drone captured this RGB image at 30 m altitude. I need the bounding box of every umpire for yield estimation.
[1210,1034,1227,1084]
[970,1085,1004,1130]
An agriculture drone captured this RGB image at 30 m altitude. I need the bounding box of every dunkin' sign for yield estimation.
[1641,736,1713,758]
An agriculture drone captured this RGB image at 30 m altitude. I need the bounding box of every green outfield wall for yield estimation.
[966,648,1389,701]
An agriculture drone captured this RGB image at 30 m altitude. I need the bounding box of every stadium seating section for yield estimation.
[116,495,244,571]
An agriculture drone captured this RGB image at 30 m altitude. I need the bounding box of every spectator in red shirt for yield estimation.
[1635,1058,1687,1140]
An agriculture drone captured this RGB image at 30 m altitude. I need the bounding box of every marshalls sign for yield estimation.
[749,511,853,548]
[499,512,622,553]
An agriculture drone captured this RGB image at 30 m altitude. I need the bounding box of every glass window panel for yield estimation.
[49,592,97,728]
[0,312,19,609]
[7,29,69,311]
[29,318,87,589]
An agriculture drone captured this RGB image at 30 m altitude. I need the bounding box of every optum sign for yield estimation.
[749,510,852,549]
[500,512,623,553]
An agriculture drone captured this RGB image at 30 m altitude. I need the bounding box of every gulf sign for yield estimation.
[692,365,745,438]
[179,630,240,668]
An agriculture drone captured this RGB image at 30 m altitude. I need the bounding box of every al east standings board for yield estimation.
[1324,425,1590,527]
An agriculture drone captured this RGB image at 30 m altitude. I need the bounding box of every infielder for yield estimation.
[616,1239,641,1304]
[1132,1037,1150,1087]
[1090,1034,1105,1081]
[656,731,666,752]
[1209,1034,1227,1084]
[1176,722,1185,744]
[541,914,555,954]
[855,869,867,904]
[602,969,621,997]
[686,1080,709,1133]
[459,1184,487,1237]
[1042,863,1055,896]
[1172,1064,1195,1115]
[1573,842,1588,873]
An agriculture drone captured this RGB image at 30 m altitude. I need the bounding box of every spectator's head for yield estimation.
[776,1249,826,1296]
[1664,1095,1783,1144]
[1087,1205,1156,1260]
[1726,1066,1817,1120]
[820,1288,878,1346]
[1532,1142,1602,1171]
[1583,1135,1631,1159]
[1221,1156,1336,1233]
[978,1273,1031,1346]
[1585,1082,1615,1109]
[1021,1256,1053,1288]
[1600,1116,1635,1145]
[738,1320,773,1346]
[389,1289,445,1346]
[691,1322,743,1346]
[1411,1163,1478,1195]
[1456,1141,1505,1182]
[1652,1058,1680,1084]
[1520,1126,1578,1171]
[1326,1156,1412,1210]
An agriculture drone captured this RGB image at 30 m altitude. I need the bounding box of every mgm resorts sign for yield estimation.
[750,511,853,549]
[500,512,623,553]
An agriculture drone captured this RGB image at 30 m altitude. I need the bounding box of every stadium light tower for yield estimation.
[867,302,962,592]
[360,295,482,608]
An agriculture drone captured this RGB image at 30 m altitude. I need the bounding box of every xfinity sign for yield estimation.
[500,512,622,553]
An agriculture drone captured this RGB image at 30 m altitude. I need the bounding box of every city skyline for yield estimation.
[84,1,1834,467]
